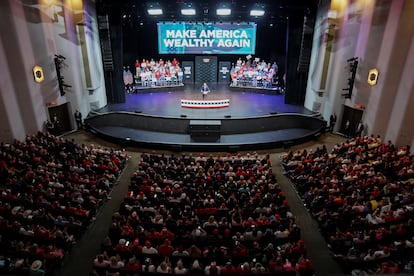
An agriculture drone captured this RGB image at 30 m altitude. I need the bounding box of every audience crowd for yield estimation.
[93,152,314,275]
[127,56,284,93]
[230,57,280,91]
[282,135,414,274]
[9,131,406,275]
[0,132,127,275]
[132,58,183,89]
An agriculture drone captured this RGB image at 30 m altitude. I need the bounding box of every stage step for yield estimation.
[188,120,221,142]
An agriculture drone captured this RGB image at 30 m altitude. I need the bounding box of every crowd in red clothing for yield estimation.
[0,132,127,274]
[282,135,414,274]
[133,57,183,88]
[230,57,279,89]
[93,152,314,275]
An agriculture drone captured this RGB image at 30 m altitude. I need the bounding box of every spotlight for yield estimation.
[217,4,231,16]
[147,3,163,15]
[250,10,265,16]
[217,8,231,16]
[181,3,196,16]
[250,4,265,17]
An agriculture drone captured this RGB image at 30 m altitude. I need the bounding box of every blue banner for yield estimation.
[157,22,256,54]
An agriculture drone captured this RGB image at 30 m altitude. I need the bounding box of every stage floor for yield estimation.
[96,83,315,119]
[87,84,325,151]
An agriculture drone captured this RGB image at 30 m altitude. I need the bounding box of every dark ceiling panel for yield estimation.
[96,0,318,25]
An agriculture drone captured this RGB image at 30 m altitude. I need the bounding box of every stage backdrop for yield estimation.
[157,22,256,55]
[195,56,217,83]
[218,61,231,83]
[182,61,194,83]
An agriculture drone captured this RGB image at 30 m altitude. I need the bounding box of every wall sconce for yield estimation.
[33,65,44,83]
[367,68,378,86]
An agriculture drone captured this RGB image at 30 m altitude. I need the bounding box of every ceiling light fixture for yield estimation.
[217,4,231,16]
[250,4,265,17]
[181,4,196,16]
[147,3,163,15]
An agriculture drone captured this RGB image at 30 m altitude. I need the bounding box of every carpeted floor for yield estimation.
[57,130,348,276]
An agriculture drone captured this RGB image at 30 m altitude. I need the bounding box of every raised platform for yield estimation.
[133,83,184,91]
[86,84,326,151]
[181,99,230,108]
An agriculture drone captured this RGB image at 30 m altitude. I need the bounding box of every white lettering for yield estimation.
[217,39,251,48]
[165,30,197,38]
[173,30,183,38]
[166,28,249,40]
[166,30,175,38]
[163,38,216,48]
[163,39,175,47]
[206,30,215,38]
[188,30,197,38]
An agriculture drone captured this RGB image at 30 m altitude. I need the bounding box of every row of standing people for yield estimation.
[329,112,364,137]
[44,109,83,136]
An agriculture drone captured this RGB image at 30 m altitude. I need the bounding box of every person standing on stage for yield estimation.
[201,82,210,99]
[134,59,140,77]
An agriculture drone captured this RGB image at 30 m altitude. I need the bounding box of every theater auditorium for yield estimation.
[0,0,413,275]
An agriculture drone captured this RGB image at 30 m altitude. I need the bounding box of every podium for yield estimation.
[189,120,221,142]
[181,99,230,108]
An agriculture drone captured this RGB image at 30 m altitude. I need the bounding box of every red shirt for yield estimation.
[158,244,174,257]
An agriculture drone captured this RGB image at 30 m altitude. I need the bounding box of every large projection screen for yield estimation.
[158,22,256,55]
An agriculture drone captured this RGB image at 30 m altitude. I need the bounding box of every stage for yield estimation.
[86,84,326,151]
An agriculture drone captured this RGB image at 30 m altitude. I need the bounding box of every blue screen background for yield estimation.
[157,22,257,55]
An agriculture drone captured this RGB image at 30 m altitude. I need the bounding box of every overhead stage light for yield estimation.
[250,9,265,16]
[181,4,196,15]
[148,8,163,15]
[147,3,163,15]
[181,8,196,15]
[250,4,265,17]
[217,4,231,16]
[217,8,231,16]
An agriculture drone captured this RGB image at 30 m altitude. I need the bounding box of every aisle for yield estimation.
[60,130,347,276]
[59,134,141,276]
[269,134,346,276]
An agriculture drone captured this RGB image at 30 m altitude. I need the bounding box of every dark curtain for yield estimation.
[105,11,125,103]
[285,15,307,105]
